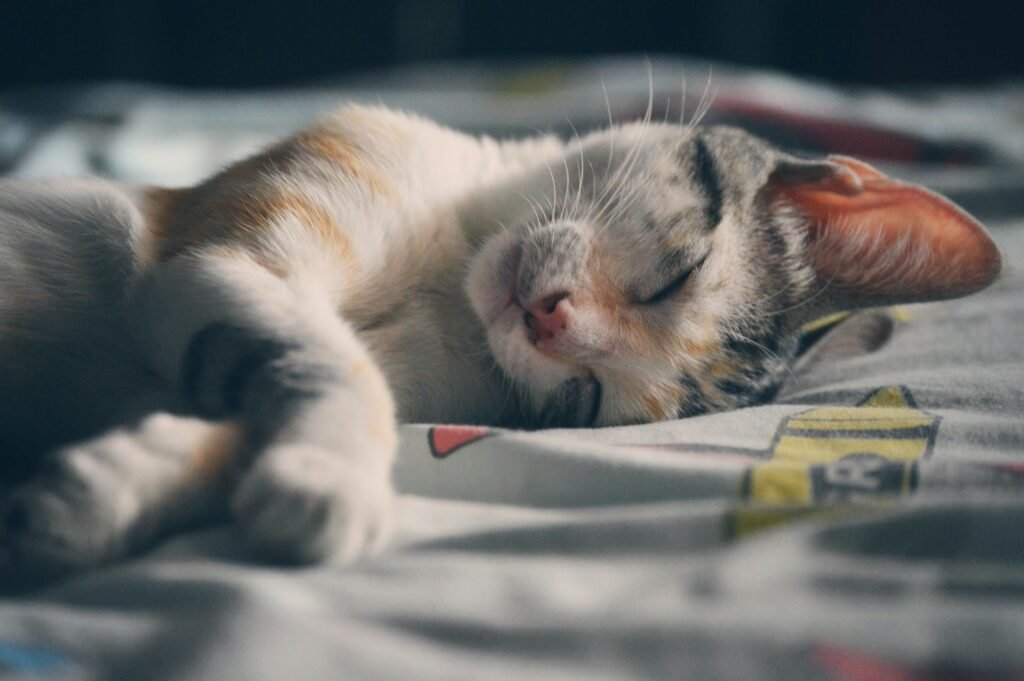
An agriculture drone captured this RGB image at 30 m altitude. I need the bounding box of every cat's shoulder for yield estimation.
[0,176,145,241]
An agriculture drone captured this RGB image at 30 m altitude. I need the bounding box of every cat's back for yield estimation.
[136,105,498,278]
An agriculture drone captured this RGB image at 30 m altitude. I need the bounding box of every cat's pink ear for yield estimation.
[770,155,1001,307]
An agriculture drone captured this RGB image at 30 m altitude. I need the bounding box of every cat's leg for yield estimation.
[132,252,397,564]
[1,414,238,588]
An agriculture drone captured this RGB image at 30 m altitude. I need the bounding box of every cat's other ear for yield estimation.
[767,155,1001,309]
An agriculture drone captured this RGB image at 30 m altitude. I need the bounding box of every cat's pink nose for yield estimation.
[523,292,570,343]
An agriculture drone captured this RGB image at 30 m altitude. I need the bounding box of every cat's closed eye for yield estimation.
[637,254,708,305]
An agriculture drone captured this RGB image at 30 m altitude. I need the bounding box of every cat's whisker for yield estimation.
[594,153,656,235]
[745,276,802,310]
[688,68,716,132]
[679,71,688,126]
[543,159,563,220]
[594,184,644,237]
[565,117,588,220]
[590,97,656,236]
[593,169,647,239]
[599,67,697,234]
[592,158,628,226]
[521,129,558,216]
[689,71,708,129]
[575,149,587,220]
[604,150,655,216]
[600,76,616,169]
[645,58,655,119]
[697,87,718,128]
[556,118,578,221]
[726,328,798,385]
[757,267,839,321]
[592,67,655,223]
[515,191,546,230]
[560,151,574,221]
[488,217,509,234]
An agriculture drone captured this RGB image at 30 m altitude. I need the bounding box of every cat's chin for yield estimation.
[483,303,577,410]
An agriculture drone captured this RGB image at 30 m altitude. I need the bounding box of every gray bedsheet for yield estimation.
[1,58,1023,680]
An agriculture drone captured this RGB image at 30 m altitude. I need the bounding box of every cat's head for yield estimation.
[465,122,1001,427]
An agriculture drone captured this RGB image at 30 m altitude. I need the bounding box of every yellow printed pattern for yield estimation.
[746,386,939,506]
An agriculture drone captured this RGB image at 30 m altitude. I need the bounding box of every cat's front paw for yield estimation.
[231,445,395,564]
[0,449,127,589]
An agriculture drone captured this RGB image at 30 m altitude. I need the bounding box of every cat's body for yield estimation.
[0,107,546,459]
[0,104,1001,585]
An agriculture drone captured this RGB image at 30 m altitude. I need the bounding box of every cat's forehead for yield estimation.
[558,124,782,298]
[571,124,736,240]
[575,122,775,180]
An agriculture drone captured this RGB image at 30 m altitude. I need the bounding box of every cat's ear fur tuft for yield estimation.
[768,155,1002,309]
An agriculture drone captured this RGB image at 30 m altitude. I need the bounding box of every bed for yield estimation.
[1,57,1023,680]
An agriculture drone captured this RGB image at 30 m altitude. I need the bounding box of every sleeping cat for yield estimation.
[0,103,1001,585]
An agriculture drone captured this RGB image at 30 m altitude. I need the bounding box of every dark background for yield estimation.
[2,0,1021,90]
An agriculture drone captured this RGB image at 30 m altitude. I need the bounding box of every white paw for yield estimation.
[231,445,395,564]
[1,445,131,586]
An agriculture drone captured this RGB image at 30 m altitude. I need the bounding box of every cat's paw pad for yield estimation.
[1,450,127,586]
[231,445,395,565]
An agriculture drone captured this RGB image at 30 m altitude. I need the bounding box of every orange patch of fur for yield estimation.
[143,127,386,271]
[645,380,686,421]
[682,337,715,358]
[149,184,354,273]
[584,253,665,351]
[190,422,243,482]
[642,394,670,421]
[585,252,627,309]
[139,187,187,264]
[696,374,724,407]
[266,192,355,264]
[298,128,393,198]
[708,358,738,379]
